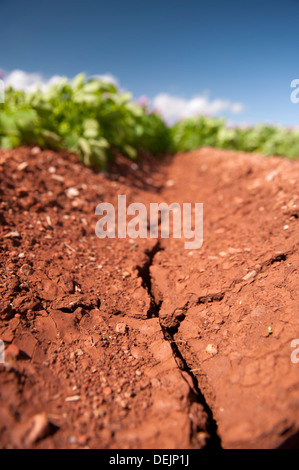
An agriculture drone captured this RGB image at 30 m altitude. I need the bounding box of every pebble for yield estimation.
[65,395,81,402]
[5,231,21,238]
[30,146,41,155]
[46,216,52,227]
[71,199,84,208]
[20,264,33,276]
[115,323,127,334]
[206,344,218,355]
[228,247,241,254]
[66,187,80,198]
[75,349,84,356]
[242,270,257,281]
[266,170,279,182]
[17,161,28,171]
[51,174,64,182]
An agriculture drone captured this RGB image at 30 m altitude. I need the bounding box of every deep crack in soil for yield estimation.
[136,241,164,318]
[137,242,222,448]
[0,146,298,449]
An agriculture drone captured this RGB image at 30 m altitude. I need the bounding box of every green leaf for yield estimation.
[89,137,109,149]
[91,146,107,169]
[73,92,98,104]
[0,113,20,135]
[78,137,91,156]
[82,80,102,94]
[83,118,100,138]
[40,129,61,146]
[123,144,137,160]
[0,135,20,148]
[72,73,85,91]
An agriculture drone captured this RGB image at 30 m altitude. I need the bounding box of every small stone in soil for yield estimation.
[65,395,81,402]
[242,270,257,281]
[115,323,127,334]
[20,264,33,276]
[66,187,79,198]
[5,231,21,238]
[17,161,28,171]
[206,344,218,355]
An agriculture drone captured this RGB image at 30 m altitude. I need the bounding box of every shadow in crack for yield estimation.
[277,428,299,449]
[165,334,222,449]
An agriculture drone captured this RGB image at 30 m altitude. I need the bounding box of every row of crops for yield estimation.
[1,74,298,168]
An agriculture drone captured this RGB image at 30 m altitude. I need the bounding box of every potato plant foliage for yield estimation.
[0,74,171,168]
[0,74,298,167]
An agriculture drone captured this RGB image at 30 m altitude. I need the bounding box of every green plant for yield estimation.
[0,74,171,168]
[1,74,298,165]
[171,117,299,159]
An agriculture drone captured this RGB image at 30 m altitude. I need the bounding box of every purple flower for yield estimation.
[137,95,148,107]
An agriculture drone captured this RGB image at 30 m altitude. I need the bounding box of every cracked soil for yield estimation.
[0,146,298,448]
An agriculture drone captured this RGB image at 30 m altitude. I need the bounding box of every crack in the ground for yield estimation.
[135,241,297,448]
[261,246,297,269]
[197,292,225,304]
[161,325,222,449]
[136,240,164,318]
[137,243,222,449]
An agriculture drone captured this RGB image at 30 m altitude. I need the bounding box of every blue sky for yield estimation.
[1,0,298,125]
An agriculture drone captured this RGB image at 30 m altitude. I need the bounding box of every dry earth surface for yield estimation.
[0,146,298,449]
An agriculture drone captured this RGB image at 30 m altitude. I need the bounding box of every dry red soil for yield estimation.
[0,146,298,449]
